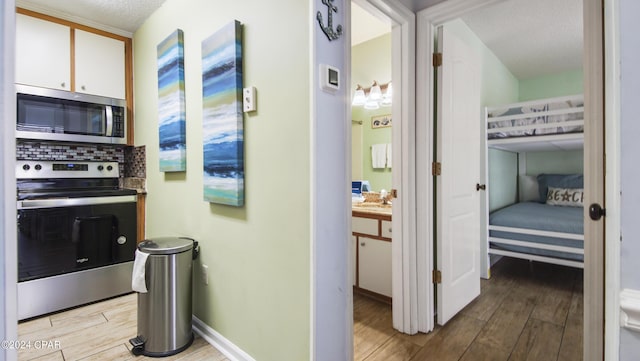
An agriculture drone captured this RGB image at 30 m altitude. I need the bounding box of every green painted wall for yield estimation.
[519,70,584,175]
[133,1,310,360]
[351,33,392,192]
[525,150,584,175]
[519,69,584,101]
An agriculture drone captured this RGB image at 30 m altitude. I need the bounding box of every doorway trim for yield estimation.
[416,1,607,359]
[353,0,417,334]
[1,0,18,359]
[603,0,621,359]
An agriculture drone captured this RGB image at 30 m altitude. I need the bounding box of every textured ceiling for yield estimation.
[16,0,167,35]
[462,0,583,79]
[16,0,582,80]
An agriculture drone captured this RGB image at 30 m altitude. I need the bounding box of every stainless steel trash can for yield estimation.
[129,237,199,357]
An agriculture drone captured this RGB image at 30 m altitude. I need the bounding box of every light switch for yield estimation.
[243,86,256,112]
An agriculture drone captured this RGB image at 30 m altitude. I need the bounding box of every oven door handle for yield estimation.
[17,195,137,209]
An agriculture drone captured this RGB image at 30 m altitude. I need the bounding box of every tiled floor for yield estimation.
[17,293,228,361]
[354,257,584,361]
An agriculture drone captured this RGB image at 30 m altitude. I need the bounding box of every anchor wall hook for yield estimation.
[317,0,343,41]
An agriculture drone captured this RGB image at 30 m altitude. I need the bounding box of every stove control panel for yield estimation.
[16,161,120,179]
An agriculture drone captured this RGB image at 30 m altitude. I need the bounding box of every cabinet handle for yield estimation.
[388,228,392,233]
[61,82,66,88]
[81,85,86,91]
[360,242,365,246]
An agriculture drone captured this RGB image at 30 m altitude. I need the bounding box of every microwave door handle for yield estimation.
[105,106,113,136]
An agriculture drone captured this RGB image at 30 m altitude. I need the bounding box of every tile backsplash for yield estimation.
[124,145,146,178]
[16,141,136,178]
[17,141,125,161]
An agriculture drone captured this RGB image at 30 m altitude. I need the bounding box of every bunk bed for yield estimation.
[485,95,585,269]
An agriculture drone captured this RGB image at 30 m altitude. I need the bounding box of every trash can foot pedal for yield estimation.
[129,336,145,356]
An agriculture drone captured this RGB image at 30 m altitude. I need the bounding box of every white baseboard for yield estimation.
[192,316,256,361]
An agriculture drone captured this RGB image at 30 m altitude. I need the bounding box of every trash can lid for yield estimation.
[138,237,194,255]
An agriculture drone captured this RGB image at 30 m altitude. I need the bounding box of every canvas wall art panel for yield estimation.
[202,20,244,206]
[158,29,186,172]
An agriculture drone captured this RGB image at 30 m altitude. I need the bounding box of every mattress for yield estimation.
[489,202,584,262]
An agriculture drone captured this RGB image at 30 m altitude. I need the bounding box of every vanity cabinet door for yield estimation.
[352,235,357,287]
[352,217,378,236]
[358,237,392,297]
[381,220,392,239]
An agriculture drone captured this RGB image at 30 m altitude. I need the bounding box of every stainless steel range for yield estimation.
[16,160,137,320]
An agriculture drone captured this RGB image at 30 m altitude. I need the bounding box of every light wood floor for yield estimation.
[16,257,581,361]
[354,257,584,361]
[17,293,228,361]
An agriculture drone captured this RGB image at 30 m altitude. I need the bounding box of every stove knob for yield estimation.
[34,164,42,171]
[107,165,113,171]
[22,164,30,171]
[97,165,104,171]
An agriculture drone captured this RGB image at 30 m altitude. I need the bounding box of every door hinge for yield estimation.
[433,269,442,284]
[433,52,442,67]
[432,161,441,176]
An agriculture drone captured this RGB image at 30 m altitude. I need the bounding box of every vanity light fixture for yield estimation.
[352,85,367,106]
[352,81,392,108]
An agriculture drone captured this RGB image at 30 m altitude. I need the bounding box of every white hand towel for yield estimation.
[386,143,392,168]
[371,144,387,169]
[131,249,149,293]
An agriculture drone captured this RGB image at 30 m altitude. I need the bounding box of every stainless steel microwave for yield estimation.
[16,84,127,145]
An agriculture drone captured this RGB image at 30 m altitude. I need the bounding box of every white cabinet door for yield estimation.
[75,30,125,99]
[358,237,392,297]
[381,220,392,238]
[352,235,357,287]
[16,14,71,91]
[352,217,378,236]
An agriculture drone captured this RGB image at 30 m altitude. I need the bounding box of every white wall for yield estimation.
[313,0,351,359]
[619,0,640,358]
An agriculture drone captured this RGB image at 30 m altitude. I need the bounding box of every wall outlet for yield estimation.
[201,264,209,285]
[243,86,256,112]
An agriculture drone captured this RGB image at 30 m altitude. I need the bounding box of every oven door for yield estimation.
[17,195,137,282]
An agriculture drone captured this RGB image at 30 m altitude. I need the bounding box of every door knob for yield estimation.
[476,183,486,191]
[589,203,606,220]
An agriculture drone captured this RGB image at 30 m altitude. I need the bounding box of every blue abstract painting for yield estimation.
[158,29,186,172]
[202,21,244,206]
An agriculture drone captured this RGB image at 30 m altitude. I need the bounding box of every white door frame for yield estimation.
[603,0,621,359]
[416,2,609,359]
[353,0,417,334]
[1,1,18,360]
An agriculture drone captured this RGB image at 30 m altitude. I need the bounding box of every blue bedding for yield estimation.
[489,202,584,262]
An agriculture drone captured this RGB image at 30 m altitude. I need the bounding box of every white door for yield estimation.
[435,24,482,325]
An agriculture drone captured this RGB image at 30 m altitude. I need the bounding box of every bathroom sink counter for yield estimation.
[352,203,392,218]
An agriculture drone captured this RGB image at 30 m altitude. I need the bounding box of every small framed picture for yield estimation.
[371,114,392,129]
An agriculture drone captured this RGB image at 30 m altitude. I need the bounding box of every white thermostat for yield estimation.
[320,64,340,92]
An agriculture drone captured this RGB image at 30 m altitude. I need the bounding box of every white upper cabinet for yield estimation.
[16,13,126,99]
[16,13,71,91]
[75,30,125,99]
